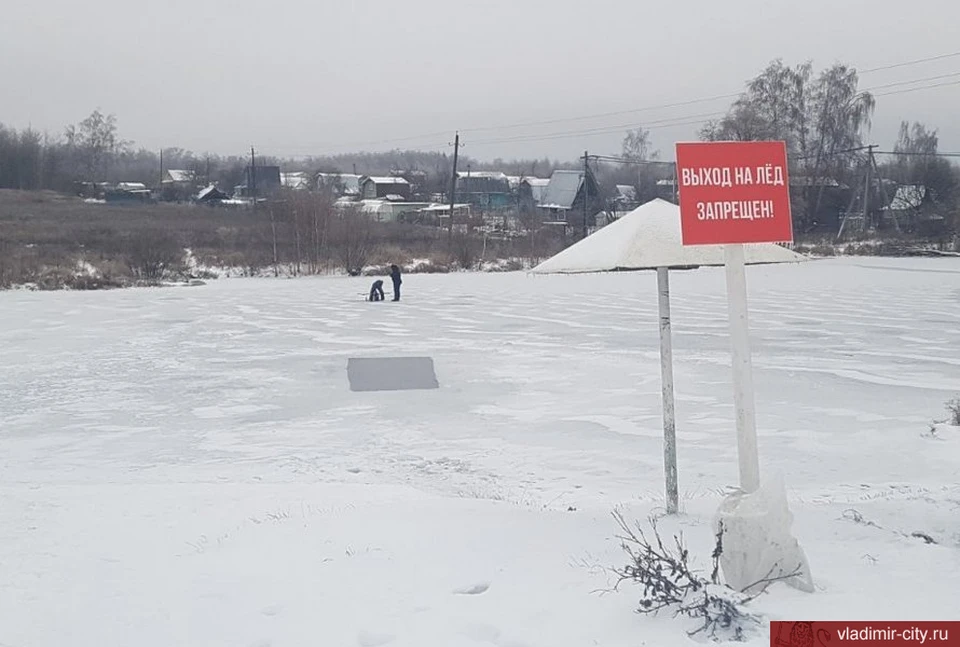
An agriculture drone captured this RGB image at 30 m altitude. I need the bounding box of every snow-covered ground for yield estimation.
[2,257,959,646]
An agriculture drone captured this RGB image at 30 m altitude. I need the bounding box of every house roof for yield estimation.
[317,173,362,194]
[164,169,195,183]
[364,176,410,185]
[457,171,508,180]
[281,172,310,189]
[419,203,471,212]
[885,185,925,211]
[530,198,807,273]
[521,178,550,203]
[116,182,147,191]
[540,170,587,210]
[522,177,550,186]
[197,185,224,200]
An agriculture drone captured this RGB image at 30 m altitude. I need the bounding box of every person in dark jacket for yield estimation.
[389,264,402,301]
[369,279,385,302]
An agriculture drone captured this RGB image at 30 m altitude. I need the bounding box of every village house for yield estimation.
[356,199,431,222]
[196,185,229,204]
[316,172,362,198]
[518,177,549,213]
[538,169,602,228]
[233,165,282,199]
[162,169,197,185]
[613,184,639,211]
[159,169,199,201]
[280,171,310,190]
[360,176,411,201]
[456,171,512,209]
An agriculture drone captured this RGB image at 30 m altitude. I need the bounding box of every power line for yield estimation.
[875,150,960,158]
[871,78,960,98]
[863,71,960,93]
[258,51,960,158]
[859,51,960,75]
[459,93,742,135]
[467,112,728,146]
[456,51,960,141]
[465,74,960,151]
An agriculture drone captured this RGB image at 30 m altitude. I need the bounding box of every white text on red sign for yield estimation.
[679,165,786,188]
[696,200,775,221]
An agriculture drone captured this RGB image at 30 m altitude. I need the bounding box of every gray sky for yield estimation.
[3,0,960,163]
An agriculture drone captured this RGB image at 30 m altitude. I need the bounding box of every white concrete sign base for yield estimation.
[712,472,815,596]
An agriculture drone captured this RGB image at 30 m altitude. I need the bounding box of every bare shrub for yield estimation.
[329,207,375,276]
[413,260,452,274]
[69,273,125,290]
[0,237,9,287]
[35,267,75,290]
[484,258,525,272]
[611,512,799,642]
[370,244,412,267]
[946,397,960,426]
[126,229,185,279]
[450,232,480,270]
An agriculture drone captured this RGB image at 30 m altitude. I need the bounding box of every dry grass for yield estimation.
[0,189,557,289]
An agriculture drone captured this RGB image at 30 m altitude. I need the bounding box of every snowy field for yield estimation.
[2,257,959,646]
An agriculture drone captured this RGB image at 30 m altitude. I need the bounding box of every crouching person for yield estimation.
[369,279,385,302]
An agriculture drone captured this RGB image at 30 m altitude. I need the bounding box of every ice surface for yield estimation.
[2,257,959,646]
[347,356,440,392]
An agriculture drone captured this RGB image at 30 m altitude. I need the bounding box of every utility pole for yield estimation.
[582,150,589,239]
[448,132,462,243]
[862,144,874,232]
[250,146,257,212]
[159,148,163,189]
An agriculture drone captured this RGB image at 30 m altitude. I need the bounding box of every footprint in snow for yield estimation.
[357,631,396,646]
[261,605,282,616]
[453,581,490,595]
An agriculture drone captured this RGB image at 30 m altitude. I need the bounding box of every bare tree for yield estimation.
[64,109,129,180]
[330,206,375,276]
[621,127,660,162]
[701,60,876,231]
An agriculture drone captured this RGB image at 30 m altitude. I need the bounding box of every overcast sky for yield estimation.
[3,0,960,163]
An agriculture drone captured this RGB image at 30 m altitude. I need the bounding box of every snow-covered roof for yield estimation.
[317,173,362,195]
[540,170,586,210]
[365,176,410,185]
[531,198,808,273]
[116,182,147,191]
[281,172,310,189]
[457,171,508,180]
[520,178,550,203]
[420,203,471,212]
[197,185,223,200]
[885,185,925,211]
[165,169,195,183]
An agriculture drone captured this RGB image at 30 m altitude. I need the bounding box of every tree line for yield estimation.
[0,110,579,197]
[616,59,959,235]
[1,56,958,237]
